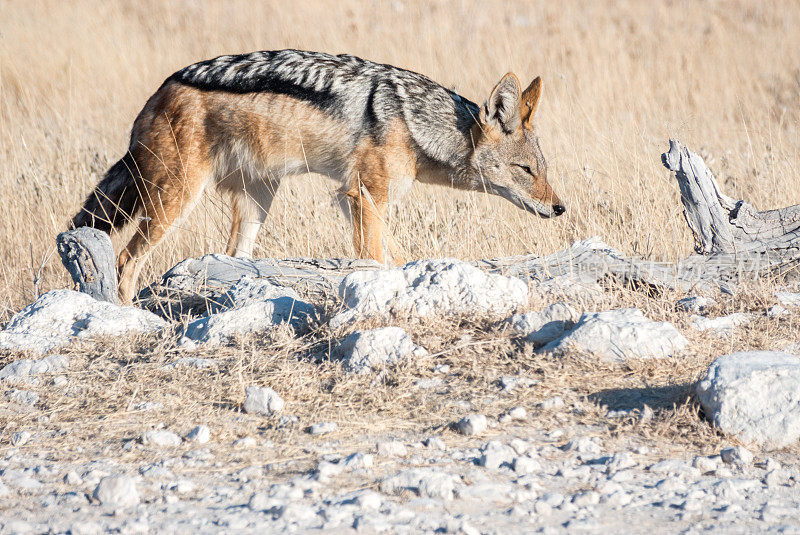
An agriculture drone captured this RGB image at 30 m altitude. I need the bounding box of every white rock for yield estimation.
[11,430,31,446]
[424,437,446,449]
[696,351,800,449]
[538,396,565,410]
[776,291,800,307]
[141,430,181,447]
[478,441,516,470]
[692,455,721,473]
[676,296,717,315]
[6,389,39,406]
[331,259,528,327]
[0,290,166,355]
[376,441,408,457]
[341,452,373,470]
[219,277,307,310]
[720,446,753,466]
[499,375,536,392]
[456,414,487,436]
[243,386,284,415]
[506,303,580,346]
[507,407,527,420]
[562,437,603,456]
[64,470,83,485]
[768,305,789,318]
[333,327,427,374]
[379,468,458,500]
[233,436,257,448]
[543,308,688,361]
[184,297,315,346]
[353,490,382,510]
[93,476,140,508]
[691,313,751,335]
[572,490,600,506]
[0,354,69,383]
[309,422,338,435]
[513,456,542,475]
[185,425,210,444]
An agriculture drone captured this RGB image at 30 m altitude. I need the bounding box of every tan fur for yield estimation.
[346,119,415,265]
[85,66,560,303]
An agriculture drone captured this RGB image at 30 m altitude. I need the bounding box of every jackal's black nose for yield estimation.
[552,204,566,216]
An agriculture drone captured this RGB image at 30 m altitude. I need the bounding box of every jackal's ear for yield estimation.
[520,76,542,130]
[480,73,522,135]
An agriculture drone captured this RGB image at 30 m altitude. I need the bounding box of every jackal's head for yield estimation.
[469,73,564,218]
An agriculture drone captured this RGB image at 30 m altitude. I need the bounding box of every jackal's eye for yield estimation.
[514,164,533,175]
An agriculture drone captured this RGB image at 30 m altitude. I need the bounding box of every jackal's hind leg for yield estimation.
[117,161,211,304]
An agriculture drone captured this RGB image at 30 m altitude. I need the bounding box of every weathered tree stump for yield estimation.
[56,227,118,303]
[662,139,800,255]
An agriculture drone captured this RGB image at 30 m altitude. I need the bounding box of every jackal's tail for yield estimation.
[69,153,142,233]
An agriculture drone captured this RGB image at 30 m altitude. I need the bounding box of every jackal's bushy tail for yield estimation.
[69,153,142,233]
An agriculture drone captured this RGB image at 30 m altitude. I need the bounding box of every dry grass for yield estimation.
[2,1,800,314]
[3,280,800,467]
[1,1,800,463]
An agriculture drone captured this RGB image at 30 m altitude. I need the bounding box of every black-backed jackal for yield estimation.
[70,50,565,303]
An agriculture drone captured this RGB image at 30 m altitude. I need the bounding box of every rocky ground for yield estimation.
[1,256,800,533]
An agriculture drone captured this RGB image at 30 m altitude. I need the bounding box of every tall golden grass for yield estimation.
[1,0,799,315]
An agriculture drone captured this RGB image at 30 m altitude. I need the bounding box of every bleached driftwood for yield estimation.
[61,140,800,313]
[662,139,800,255]
[56,227,119,303]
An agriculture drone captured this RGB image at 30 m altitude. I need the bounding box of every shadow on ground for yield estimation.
[589,383,695,411]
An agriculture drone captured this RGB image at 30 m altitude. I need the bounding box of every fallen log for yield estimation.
[60,140,800,313]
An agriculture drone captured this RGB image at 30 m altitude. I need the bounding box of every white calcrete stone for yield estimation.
[93,476,140,508]
[331,259,528,327]
[776,291,800,307]
[696,351,800,449]
[376,441,408,457]
[6,389,39,406]
[219,277,305,309]
[244,386,284,416]
[141,430,181,447]
[185,425,210,444]
[333,327,427,374]
[309,422,338,435]
[11,431,31,446]
[0,354,69,383]
[0,290,166,355]
[720,446,753,466]
[543,308,688,361]
[478,441,516,470]
[379,468,458,500]
[456,414,487,436]
[184,298,315,346]
[691,313,751,335]
[506,302,580,346]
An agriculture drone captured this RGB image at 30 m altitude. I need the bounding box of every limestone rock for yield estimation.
[0,290,166,355]
[333,327,427,374]
[696,351,800,449]
[543,308,688,361]
[243,386,284,416]
[331,259,528,327]
[93,476,140,508]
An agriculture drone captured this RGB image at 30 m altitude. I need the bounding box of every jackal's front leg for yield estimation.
[348,188,404,266]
